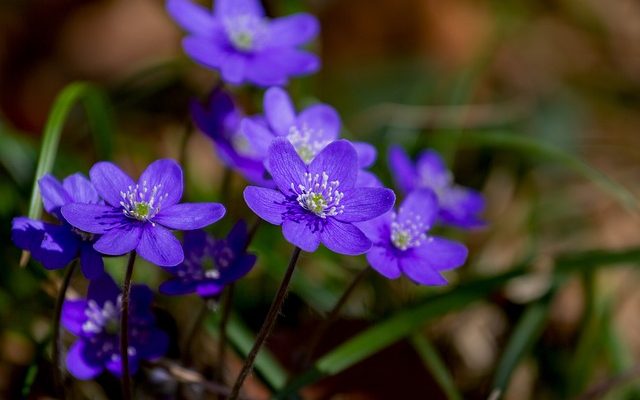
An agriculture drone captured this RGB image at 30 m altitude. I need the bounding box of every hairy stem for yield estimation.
[228,247,302,400]
[120,251,137,400]
[52,260,78,399]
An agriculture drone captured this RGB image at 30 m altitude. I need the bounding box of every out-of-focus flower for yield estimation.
[357,189,468,285]
[61,159,226,266]
[159,221,257,297]
[11,174,105,279]
[167,0,320,86]
[62,275,168,379]
[389,146,485,229]
[244,139,395,255]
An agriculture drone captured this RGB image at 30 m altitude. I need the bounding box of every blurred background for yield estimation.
[2,0,640,399]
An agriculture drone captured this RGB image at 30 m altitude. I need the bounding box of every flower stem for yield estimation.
[298,266,369,370]
[120,251,137,400]
[182,302,210,366]
[228,247,302,400]
[215,284,235,385]
[52,260,78,399]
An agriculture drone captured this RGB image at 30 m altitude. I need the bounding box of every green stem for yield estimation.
[52,260,78,399]
[216,284,235,385]
[120,252,137,400]
[228,247,302,400]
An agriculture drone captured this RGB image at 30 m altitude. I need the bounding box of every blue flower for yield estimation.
[357,189,468,285]
[61,275,168,379]
[244,139,395,255]
[159,221,257,297]
[61,159,226,267]
[11,173,105,279]
[389,146,485,229]
[167,0,320,86]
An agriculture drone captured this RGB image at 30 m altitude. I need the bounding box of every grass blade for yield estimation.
[410,334,463,400]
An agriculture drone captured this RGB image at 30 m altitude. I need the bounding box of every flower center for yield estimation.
[120,181,168,223]
[390,210,428,250]
[224,15,268,51]
[82,298,121,335]
[419,166,452,197]
[293,172,344,218]
[287,124,331,164]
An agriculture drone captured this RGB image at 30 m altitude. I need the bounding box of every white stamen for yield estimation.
[293,172,344,218]
[390,209,429,250]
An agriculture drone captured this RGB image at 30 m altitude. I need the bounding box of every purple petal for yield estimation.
[241,117,274,158]
[39,174,72,214]
[296,104,341,142]
[66,341,103,380]
[258,48,320,77]
[159,279,198,296]
[245,59,289,87]
[61,203,127,234]
[11,217,46,252]
[215,0,264,17]
[63,173,100,205]
[134,329,169,360]
[356,170,382,188]
[355,213,392,244]
[220,54,248,84]
[352,142,377,168]
[183,36,226,69]
[196,282,225,297]
[61,300,88,336]
[129,285,154,315]
[137,225,184,267]
[336,188,395,222]
[166,0,218,36]
[243,186,287,225]
[397,189,438,229]
[399,253,448,286]
[266,138,307,194]
[366,245,401,279]
[154,202,226,230]
[87,274,120,305]
[388,146,418,193]
[182,229,208,257]
[264,87,296,136]
[90,162,135,207]
[413,237,468,272]
[416,149,451,190]
[93,224,142,256]
[320,219,371,255]
[34,224,79,270]
[79,244,105,280]
[308,140,358,191]
[139,159,183,208]
[106,353,140,377]
[439,186,486,229]
[267,13,319,47]
[282,219,321,252]
[226,220,249,249]
[221,254,257,282]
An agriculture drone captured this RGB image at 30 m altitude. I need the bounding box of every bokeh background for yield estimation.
[2,0,640,399]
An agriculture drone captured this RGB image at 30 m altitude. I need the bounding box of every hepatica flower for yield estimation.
[167,0,320,86]
[62,275,168,379]
[357,189,468,285]
[191,88,269,185]
[61,159,226,267]
[11,173,105,279]
[160,221,257,297]
[244,139,395,255]
[389,146,485,229]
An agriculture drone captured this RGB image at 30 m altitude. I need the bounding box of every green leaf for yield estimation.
[410,334,463,400]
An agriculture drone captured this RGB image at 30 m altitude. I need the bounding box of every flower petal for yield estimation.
[399,253,448,286]
[63,173,101,205]
[352,142,377,168]
[296,104,341,142]
[320,219,371,255]
[356,170,382,188]
[416,149,452,190]
[220,54,247,84]
[33,224,79,270]
[413,237,468,272]
[90,162,135,207]
[39,174,72,214]
[388,146,418,193]
[61,203,127,234]
[215,0,264,17]
[134,329,169,360]
[282,218,321,252]
[196,282,225,297]
[183,36,226,69]
[221,253,257,282]
[264,87,296,136]
[308,140,358,191]
[154,202,226,230]
[159,279,198,296]
[66,341,104,380]
[267,13,319,47]
[61,300,88,336]
[266,138,307,194]
[439,186,486,229]
[137,225,184,267]
[397,188,438,229]
[87,274,120,305]
[243,186,287,224]
[337,187,395,223]
[245,59,289,87]
[166,0,218,36]
[139,159,184,208]
[366,245,401,279]
[80,243,105,280]
[11,217,46,252]
[242,117,274,158]
[355,213,392,244]
[93,224,142,256]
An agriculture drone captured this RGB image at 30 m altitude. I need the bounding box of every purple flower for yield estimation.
[244,139,395,255]
[191,88,270,185]
[167,0,320,86]
[11,173,105,279]
[159,221,257,297]
[61,159,226,267]
[389,146,485,229]
[357,189,468,285]
[61,275,168,379]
